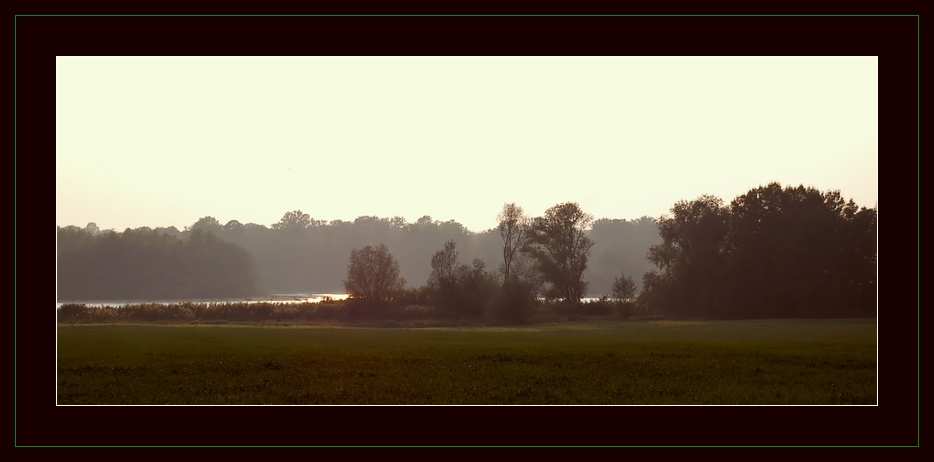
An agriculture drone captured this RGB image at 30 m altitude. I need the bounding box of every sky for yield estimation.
[56,56,878,233]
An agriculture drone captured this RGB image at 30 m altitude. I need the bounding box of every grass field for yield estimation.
[56,319,877,405]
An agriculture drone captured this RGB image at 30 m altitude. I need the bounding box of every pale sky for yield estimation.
[56,56,878,233]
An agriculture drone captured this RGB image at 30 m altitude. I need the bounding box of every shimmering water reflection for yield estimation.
[55,293,350,309]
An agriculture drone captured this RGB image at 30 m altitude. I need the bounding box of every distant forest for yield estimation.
[57,182,877,320]
[56,211,660,299]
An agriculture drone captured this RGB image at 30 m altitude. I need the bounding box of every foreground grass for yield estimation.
[56,319,877,405]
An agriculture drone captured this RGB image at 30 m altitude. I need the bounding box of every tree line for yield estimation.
[59,211,659,298]
[341,183,876,321]
[57,181,876,321]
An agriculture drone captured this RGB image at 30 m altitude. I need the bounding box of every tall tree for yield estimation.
[497,203,529,283]
[525,202,595,303]
[645,194,730,317]
[427,240,459,306]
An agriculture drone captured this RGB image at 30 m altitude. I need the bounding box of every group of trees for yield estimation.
[343,202,617,323]
[426,240,500,319]
[67,209,656,297]
[183,213,494,293]
[214,210,658,297]
[640,183,877,319]
[56,227,263,300]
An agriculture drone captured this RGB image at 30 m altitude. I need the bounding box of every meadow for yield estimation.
[56,319,877,405]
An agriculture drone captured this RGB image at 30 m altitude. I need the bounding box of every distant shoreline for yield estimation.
[55,293,351,308]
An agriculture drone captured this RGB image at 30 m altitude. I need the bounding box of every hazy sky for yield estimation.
[56,56,877,233]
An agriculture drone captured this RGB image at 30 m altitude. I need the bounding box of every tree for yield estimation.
[646,194,730,317]
[154,226,182,237]
[272,210,311,230]
[611,273,637,301]
[191,216,223,234]
[497,203,529,283]
[428,240,459,294]
[390,216,406,229]
[524,202,595,303]
[416,215,433,227]
[343,244,406,302]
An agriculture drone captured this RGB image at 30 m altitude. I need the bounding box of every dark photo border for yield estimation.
[18,14,918,447]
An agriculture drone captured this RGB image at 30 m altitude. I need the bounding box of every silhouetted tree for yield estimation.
[611,273,637,301]
[343,244,406,302]
[645,195,730,317]
[525,202,595,303]
[497,203,529,284]
[427,240,460,312]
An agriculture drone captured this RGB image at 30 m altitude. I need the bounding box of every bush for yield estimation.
[345,297,389,321]
[58,303,90,323]
[613,301,636,319]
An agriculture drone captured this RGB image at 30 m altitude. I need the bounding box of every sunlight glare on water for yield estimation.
[55,293,350,309]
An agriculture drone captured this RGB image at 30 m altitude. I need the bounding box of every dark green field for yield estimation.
[56,319,877,405]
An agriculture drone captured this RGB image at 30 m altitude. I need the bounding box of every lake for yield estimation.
[55,294,612,309]
[55,293,350,309]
